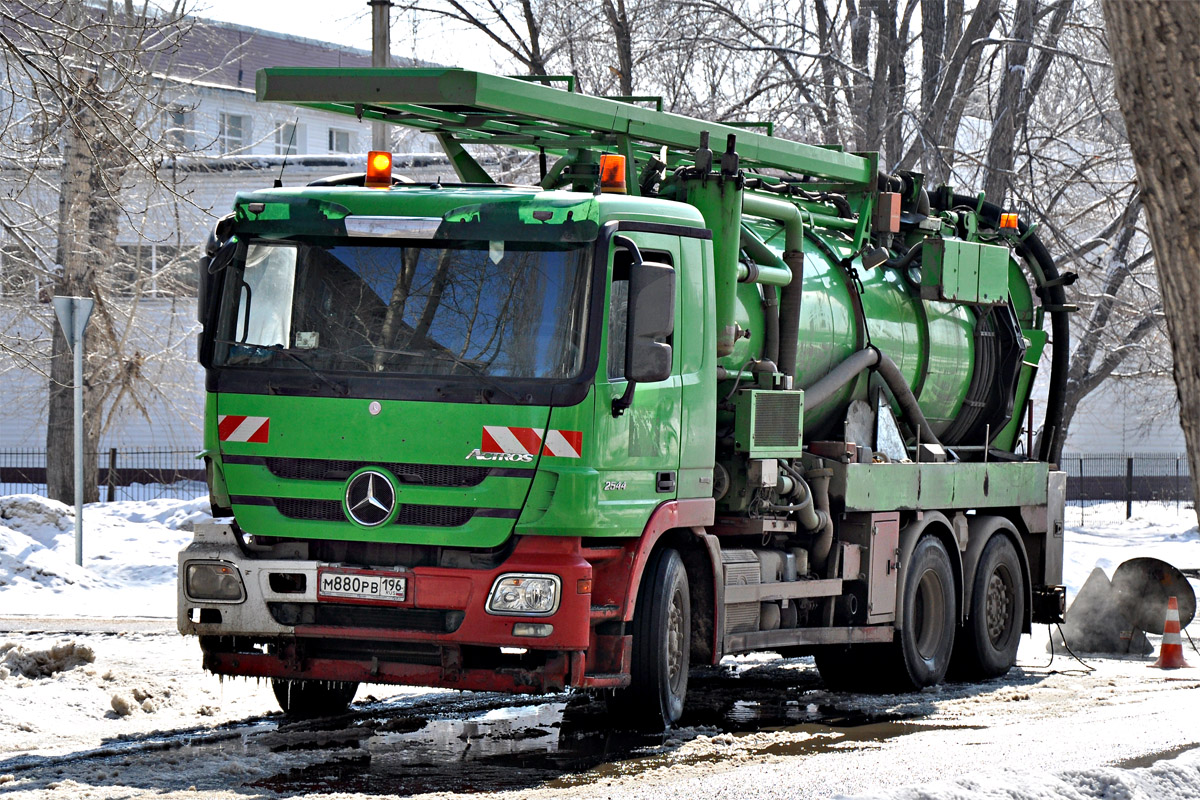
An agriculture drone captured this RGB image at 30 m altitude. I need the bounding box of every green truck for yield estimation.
[178,68,1069,727]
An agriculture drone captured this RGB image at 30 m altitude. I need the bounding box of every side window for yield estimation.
[607,246,673,380]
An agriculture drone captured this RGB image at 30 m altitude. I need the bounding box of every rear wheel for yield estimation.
[271,679,358,718]
[895,536,956,689]
[953,535,1024,679]
[609,547,690,729]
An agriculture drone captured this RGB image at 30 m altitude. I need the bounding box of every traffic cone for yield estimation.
[1152,596,1191,669]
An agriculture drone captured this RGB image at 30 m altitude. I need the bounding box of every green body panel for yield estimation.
[826,460,1049,512]
[921,239,1011,305]
[675,236,719,499]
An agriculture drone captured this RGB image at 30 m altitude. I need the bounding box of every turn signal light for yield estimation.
[366,150,393,188]
[999,212,1019,230]
[599,153,627,194]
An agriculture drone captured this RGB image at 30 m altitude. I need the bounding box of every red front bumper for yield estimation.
[200,535,632,692]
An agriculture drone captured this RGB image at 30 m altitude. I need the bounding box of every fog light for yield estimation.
[486,574,560,616]
[185,561,245,603]
[513,623,554,638]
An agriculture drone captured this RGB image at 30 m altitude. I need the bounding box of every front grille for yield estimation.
[269,602,464,633]
[273,498,478,527]
[264,457,491,487]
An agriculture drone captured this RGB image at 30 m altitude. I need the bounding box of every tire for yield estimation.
[271,679,358,718]
[953,535,1025,679]
[894,536,957,689]
[609,547,691,730]
[814,646,864,691]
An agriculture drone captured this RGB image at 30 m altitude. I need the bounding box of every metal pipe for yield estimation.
[742,193,804,379]
[735,261,792,285]
[806,468,835,575]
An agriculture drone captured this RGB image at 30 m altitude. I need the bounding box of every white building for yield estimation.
[0,14,450,455]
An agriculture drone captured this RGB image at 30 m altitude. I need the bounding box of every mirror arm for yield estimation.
[611,381,637,417]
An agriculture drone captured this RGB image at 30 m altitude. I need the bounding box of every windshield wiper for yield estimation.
[215,340,348,396]
[348,344,526,404]
[425,352,526,405]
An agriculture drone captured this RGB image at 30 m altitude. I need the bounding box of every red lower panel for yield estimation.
[203,649,578,694]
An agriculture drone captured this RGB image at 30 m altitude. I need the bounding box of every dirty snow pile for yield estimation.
[0,494,211,618]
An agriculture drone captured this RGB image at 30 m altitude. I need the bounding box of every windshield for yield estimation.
[213,239,592,380]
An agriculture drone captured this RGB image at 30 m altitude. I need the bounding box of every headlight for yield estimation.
[185,561,246,602]
[486,574,560,616]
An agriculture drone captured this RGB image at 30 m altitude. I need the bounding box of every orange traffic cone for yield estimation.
[1152,596,1191,669]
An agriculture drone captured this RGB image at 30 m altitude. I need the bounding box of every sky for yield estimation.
[191,0,502,72]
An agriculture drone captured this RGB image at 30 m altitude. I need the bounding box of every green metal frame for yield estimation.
[255,68,873,189]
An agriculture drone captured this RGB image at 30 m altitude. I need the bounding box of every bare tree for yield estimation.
[1100,0,1200,515]
[1,0,208,502]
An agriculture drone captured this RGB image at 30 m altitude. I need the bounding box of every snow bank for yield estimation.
[0,493,211,618]
[0,640,95,679]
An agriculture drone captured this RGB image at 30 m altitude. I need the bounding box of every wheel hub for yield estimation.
[667,590,685,688]
[986,570,1013,643]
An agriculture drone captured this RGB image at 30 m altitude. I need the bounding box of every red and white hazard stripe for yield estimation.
[218,415,270,444]
[481,426,582,458]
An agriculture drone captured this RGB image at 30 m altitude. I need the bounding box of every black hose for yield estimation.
[935,193,1070,463]
[778,251,804,380]
[804,348,880,409]
[874,349,944,450]
[763,285,780,367]
[801,346,946,451]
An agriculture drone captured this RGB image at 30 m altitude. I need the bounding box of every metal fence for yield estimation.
[0,447,1194,520]
[1062,452,1193,524]
[0,447,205,502]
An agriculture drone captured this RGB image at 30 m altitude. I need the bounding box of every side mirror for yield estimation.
[198,237,237,323]
[625,259,675,382]
[611,235,675,416]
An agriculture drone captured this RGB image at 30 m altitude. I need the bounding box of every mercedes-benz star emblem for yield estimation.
[344,470,396,527]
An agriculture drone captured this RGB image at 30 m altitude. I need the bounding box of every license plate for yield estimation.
[317,568,407,604]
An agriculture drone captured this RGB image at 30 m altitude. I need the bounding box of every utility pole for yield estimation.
[370,0,393,152]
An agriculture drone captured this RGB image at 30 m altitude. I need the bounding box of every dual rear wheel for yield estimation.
[815,532,1024,692]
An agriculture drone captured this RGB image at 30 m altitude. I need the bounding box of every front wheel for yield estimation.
[895,536,957,689]
[271,679,358,718]
[953,534,1025,679]
[610,547,691,729]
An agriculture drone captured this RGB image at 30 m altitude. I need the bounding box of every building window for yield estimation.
[219,112,248,154]
[165,107,193,150]
[274,121,303,155]
[328,128,352,154]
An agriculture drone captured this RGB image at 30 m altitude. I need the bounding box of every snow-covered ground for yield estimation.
[0,494,211,618]
[1,493,1199,799]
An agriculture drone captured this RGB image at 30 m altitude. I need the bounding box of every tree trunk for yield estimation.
[1101,0,1200,521]
[47,7,102,504]
[601,0,635,96]
[981,0,1035,206]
